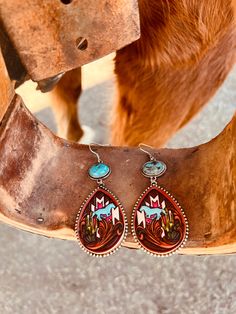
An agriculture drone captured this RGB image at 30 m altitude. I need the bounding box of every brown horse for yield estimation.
[50,0,236,146]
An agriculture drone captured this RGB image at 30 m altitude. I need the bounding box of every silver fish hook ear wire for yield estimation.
[88,143,112,164]
[139,143,156,161]
[89,143,103,163]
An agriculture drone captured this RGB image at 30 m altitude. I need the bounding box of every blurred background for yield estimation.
[0,54,235,314]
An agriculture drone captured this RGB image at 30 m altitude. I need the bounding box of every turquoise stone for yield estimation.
[89,163,110,179]
[142,161,166,177]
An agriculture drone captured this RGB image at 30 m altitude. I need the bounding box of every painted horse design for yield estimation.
[92,203,116,221]
[139,205,166,220]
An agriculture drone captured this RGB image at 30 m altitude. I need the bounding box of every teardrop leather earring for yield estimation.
[131,144,189,256]
[75,144,128,257]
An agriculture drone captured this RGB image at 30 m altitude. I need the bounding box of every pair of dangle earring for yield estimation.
[75,144,188,257]
[132,144,189,256]
[75,144,128,257]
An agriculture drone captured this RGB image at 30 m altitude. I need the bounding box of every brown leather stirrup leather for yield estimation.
[0,50,236,255]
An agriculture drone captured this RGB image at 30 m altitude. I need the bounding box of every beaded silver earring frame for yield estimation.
[75,144,128,257]
[131,144,189,256]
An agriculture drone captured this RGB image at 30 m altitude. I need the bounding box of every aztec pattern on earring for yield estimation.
[131,144,189,256]
[75,144,128,257]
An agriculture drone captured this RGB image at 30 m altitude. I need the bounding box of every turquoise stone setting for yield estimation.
[142,161,166,177]
[89,162,111,180]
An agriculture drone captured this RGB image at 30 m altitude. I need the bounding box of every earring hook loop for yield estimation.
[89,143,102,163]
[89,143,111,163]
[138,143,156,161]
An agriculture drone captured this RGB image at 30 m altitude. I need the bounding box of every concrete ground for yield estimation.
[0,57,236,314]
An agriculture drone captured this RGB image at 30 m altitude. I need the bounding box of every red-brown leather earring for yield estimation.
[75,144,127,257]
[131,144,189,256]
